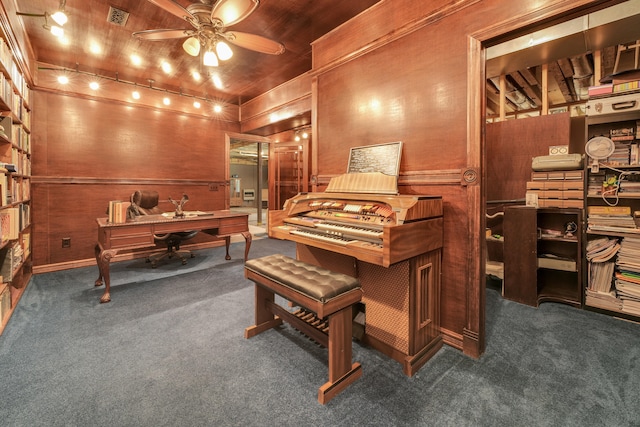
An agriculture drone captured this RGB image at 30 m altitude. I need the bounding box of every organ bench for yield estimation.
[243,254,363,404]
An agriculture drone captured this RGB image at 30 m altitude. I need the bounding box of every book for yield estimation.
[107,200,131,224]
[588,206,631,215]
[588,84,613,97]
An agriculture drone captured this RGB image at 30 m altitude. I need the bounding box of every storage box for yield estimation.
[586,92,640,116]
[532,153,583,171]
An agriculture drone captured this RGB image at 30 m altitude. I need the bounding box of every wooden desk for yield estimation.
[94,211,251,303]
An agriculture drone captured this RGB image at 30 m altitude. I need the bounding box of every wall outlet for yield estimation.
[62,237,71,248]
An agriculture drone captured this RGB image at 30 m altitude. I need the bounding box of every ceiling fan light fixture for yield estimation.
[216,41,233,61]
[182,37,201,56]
[211,0,259,27]
[203,50,219,67]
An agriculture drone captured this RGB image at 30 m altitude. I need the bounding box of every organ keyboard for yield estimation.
[269,186,443,267]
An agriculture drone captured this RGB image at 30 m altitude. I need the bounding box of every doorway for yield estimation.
[225,132,270,232]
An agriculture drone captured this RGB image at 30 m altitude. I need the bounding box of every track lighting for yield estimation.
[16,0,69,39]
[51,0,68,25]
[38,66,227,115]
[294,127,311,141]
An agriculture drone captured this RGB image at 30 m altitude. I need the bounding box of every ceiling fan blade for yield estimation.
[133,29,194,41]
[146,0,194,21]
[211,0,259,27]
[223,31,285,55]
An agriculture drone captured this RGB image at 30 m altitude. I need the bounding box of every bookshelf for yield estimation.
[0,30,32,334]
[584,91,640,321]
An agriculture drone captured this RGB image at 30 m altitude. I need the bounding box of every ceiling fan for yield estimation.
[133,0,285,67]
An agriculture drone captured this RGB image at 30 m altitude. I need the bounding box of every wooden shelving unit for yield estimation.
[503,206,582,308]
[0,30,32,335]
[584,97,640,321]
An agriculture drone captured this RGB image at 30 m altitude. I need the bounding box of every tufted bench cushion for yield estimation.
[244,254,360,304]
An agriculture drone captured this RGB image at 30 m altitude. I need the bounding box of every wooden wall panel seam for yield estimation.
[30,177,228,186]
[311,0,481,76]
[316,170,464,187]
[240,93,311,123]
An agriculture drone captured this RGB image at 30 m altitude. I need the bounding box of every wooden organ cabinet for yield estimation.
[269,172,443,375]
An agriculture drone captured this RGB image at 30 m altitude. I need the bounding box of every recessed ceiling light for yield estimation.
[57,75,69,84]
[192,71,201,81]
[130,54,142,66]
[89,81,99,90]
[90,43,101,55]
[193,101,201,108]
[161,61,171,74]
[163,97,170,105]
[213,104,222,113]
[132,90,140,100]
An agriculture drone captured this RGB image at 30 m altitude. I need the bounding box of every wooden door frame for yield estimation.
[224,132,271,210]
[468,0,613,357]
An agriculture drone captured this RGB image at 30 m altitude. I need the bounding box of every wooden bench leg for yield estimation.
[318,305,362,404]
[244,285,283,338]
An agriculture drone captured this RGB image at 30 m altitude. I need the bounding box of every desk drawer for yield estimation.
[218,218,249,235]
[107,225,155,249]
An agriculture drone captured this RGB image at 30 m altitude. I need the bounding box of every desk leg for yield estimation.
[94,244,118,304]
[242,231,252,261]
[224,236,231,260]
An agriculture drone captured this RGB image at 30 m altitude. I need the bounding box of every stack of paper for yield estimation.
[614,236,640,315]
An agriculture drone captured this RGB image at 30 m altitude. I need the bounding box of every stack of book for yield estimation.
[587,205,638,234]
[585,237,621,310]
[107,200,131,224]
[614,236,640,315]
[618,178,640,196]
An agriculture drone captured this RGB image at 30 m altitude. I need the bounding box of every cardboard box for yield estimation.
[563,190,584,200]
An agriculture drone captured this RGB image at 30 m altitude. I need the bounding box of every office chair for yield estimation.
[130,190,198,268]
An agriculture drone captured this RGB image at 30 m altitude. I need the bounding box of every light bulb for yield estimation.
[89,81,99,90]
[193,101,201,108]
[213,105,222,113]
[51,11,68,26]
[182,37,200,56]
[57,75,69,84]
[163,97,170,106]
[203,50,218,67]
[212,74,223,89]
[50,25,64,38]
[216,41,233,61]
[132,91,140,100]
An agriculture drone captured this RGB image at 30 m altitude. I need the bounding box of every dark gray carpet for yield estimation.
[1,239,639,426]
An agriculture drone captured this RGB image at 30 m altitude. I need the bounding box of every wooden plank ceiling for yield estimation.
[10,1,640,120]
[12,0,381,105]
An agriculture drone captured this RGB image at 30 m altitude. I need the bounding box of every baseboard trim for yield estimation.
[32,241,228,274]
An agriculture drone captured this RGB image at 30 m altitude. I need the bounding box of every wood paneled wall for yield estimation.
[22,0,610,360]
[310,0,603,358]
[486,113,585,203]
[31,90,239,268]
